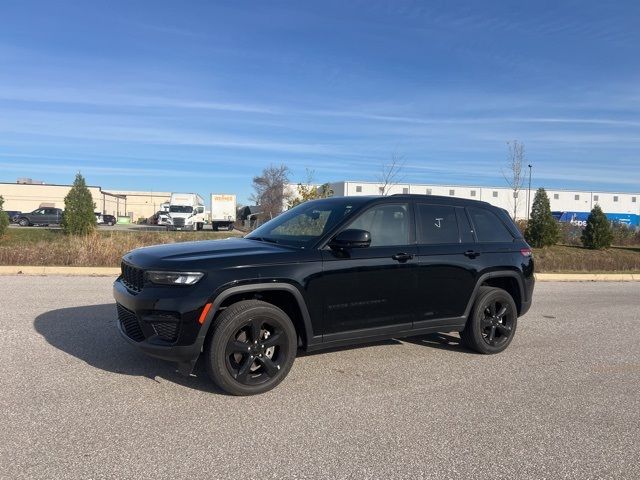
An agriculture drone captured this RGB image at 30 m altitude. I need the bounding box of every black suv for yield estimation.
[114,195,534,395]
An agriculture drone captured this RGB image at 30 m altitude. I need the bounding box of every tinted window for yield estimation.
[456,208,474,243]
[347,204,409,247]
[467,207,514,243]
[417,204,459,244]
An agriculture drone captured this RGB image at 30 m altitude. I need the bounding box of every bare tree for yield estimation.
[502,141,526,220]
[250,164,291,220]
[378,152,406,195]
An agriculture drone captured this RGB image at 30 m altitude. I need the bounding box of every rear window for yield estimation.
[417,204,459,244]
[467,207,514,243]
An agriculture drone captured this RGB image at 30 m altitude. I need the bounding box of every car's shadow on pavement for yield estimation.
[34,304,475,394]
[33,304,225,394]
[402,332,477,354]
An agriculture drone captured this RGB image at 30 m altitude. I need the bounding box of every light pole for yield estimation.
[527,164,533,221]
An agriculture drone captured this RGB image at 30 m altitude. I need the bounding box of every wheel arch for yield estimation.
[199,283,314,350]
[465,270,526,317]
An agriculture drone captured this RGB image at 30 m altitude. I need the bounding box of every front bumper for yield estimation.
[113,278,213,367]
[167,224,196,231]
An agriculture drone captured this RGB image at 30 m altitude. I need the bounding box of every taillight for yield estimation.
[520,248,533,257]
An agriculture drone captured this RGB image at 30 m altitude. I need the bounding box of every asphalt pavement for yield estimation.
[1,277,638,479]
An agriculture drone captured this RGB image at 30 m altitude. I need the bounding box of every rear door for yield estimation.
[414,203,478,329]
[45,208,61,224]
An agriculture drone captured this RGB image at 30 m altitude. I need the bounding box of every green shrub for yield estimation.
[61,173,97,236]
[524,188,559,247]
[581,205,613,250]
[0,195,9,237]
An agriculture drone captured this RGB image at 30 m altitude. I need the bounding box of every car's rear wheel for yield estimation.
[18,218,29,227]
[205,300,297,395]
[460,286,517,354]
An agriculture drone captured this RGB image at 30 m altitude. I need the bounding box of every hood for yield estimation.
[123,237,306,270]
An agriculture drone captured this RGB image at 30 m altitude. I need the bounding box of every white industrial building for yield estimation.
[328,181,639,221]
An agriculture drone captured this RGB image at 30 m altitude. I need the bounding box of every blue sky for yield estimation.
[1,0,639,203]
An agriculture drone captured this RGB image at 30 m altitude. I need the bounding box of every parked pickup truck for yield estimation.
[16,208,64,226]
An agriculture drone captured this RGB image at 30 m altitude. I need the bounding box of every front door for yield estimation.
[320,202,418,339]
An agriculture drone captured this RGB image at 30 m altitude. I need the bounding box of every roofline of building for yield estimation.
[330,180,639,195]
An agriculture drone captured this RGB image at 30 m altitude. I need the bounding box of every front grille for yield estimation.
[151,321,179,343]
[117,304,145,342]
[121,262,144,293]
[173,217,185,227]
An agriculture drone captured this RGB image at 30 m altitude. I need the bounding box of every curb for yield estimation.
[535,273,639,282]
[0,266,120,276]
[0,266,638,281]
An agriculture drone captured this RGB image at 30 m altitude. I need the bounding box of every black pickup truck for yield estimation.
[16,208,64,226]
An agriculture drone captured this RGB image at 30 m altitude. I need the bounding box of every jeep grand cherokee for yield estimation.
[114,195,534,395]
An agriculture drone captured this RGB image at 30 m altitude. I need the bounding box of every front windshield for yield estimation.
[169,205,193,213]
[246,198,367,248]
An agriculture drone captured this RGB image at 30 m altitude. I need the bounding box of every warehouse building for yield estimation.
[328,181,640,224]
[0,181,171,221]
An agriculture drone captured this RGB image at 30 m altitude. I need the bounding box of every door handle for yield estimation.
[464,250,480,259]
[392,253,414,262]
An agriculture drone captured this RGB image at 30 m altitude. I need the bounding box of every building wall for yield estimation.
[329,181,640,220]
[0,183,107,214]
[103,190,171,220]
[0,183,171,220]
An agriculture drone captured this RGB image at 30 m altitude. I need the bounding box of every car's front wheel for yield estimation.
[460,286,517,354]
[205,299,297,395]
[18,218,29,227]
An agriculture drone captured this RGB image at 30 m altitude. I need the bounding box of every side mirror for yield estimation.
[329,229,371,250]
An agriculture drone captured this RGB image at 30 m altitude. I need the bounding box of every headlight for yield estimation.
[146,271,204,285]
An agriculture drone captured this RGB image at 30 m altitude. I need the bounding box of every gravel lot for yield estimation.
[1,277,638,479]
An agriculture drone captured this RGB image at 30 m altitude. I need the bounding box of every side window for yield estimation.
[346,204,409,247]
[467,207,514,242]
[417,204,459,244]
[456,208,475,243]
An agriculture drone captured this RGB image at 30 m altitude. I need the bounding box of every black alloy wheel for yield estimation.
[460,286,518,354]
[479,299,514,347]
[205,299,297,395]
[225,317,288,385]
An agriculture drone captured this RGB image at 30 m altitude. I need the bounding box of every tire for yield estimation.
[227,224,234,231]
[18,218,29,227]
[108,221,115,226]
[460,286,518,354]
[205,299,297,395]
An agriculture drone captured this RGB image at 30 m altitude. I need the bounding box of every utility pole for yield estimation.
[527,164,533,221]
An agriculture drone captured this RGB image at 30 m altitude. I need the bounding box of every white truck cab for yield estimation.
[166,193,206,231]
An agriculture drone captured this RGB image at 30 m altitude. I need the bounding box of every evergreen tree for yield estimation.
[0,195,9,237]
[62,173,97,235]
[524,188,559,247]
[581,204,613,249]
